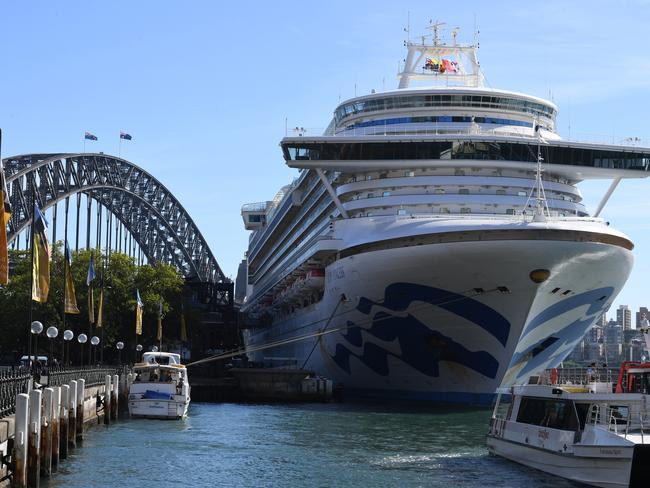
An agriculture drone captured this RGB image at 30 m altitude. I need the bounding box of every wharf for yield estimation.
[190,368,334,403]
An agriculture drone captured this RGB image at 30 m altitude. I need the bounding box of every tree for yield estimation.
[0,245,186,363]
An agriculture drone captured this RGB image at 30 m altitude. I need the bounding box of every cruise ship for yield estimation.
[237,23,650,405]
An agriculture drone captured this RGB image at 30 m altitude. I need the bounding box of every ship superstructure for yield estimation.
[238,23,650,404]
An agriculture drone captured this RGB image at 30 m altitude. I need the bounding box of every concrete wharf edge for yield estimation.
[0,383,110,487]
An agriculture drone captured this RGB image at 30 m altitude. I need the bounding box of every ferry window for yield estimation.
[382,191,391,197]
[506,208,515,215]
[404,171,415,177]
[459,188,469,194]
[367,193,374,198]
[397,209,407,216]
[516,397,579,431]
[517,191,527,197]
[496,189,506,195]
[575,403,591,429]
[435,189,445,194]
[460,207,471,214]
[366,175,373,180]
[440,208,450,214]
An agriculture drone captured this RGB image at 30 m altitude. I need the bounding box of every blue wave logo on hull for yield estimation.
[330,283,511,379]
[507,287,613,380]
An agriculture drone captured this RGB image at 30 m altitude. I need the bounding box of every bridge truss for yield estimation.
[2,153,230,302]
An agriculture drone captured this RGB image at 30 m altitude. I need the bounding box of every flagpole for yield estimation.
[118,135,121,158]
[28,188,36,365]
[62,197,69,362]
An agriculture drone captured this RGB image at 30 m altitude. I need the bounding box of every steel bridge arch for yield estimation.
[2,153,227,285]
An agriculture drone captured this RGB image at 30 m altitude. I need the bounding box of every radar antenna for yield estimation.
[427,20,446,46]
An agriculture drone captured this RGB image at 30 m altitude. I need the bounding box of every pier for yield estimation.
[0,366,130,487]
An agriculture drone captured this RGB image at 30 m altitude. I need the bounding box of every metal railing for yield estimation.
[0,369,32,418]
[0,365,130,419]
[47,365,128,388]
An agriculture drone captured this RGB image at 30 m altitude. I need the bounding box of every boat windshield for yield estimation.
[134,368,178,383]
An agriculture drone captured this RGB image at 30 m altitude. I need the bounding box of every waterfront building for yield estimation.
[635,306,649,329]
[616,305,632,330]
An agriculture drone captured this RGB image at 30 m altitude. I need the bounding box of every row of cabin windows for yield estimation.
[358,189,559,199]
[362,207,517,217]
[351,171,570,185]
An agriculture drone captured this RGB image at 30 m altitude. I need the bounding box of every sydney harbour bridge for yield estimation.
[2,152,232,306]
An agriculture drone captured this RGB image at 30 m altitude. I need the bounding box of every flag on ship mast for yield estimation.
[0,130,11,286]
[64,240,80,314]
[31,203,50,302]
[87,252,96,324]
[135,289,143,335]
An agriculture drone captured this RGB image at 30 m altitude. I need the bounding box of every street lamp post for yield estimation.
[90,336,100,365]
[136,344,143,363]
[30,321,43,369]
[46,326,59,367]
[77,334,88,367]
[63,330,74,366]
[116,341,124,366]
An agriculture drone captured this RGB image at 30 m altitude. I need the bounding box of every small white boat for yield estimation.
[128,352,191,419]
[487,362,650,488]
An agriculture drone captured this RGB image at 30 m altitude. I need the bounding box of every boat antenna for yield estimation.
[427,20,446,46]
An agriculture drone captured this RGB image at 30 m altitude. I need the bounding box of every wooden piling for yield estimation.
[27,389,41,488]
[76,379,85,442]
[40,388,53,478]
[59,385,69,460]
[13,393,29,488]
[51,387,60,471]
[68,381,77,449]
[104,375,111,425]
[111,374,119,420]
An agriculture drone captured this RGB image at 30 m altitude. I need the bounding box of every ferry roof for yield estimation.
[281,134,650,180]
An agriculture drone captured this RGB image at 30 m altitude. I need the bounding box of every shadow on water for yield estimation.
[42,402,580,488]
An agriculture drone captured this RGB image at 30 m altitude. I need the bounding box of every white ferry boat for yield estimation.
[128,352,190,419]
[237,22,650,405]
[487,362,650,487]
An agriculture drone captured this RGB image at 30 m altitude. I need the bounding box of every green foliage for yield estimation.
[0,244,185,359]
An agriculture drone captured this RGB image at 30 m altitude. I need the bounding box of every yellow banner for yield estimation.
[88,284,94,324]
[96,288,104,328]
[31,231,50,302]
[136,304,143,335]
[0,189,8,285]
[64,263,80,314]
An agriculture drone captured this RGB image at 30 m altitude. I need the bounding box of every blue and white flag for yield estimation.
[84,131,98,141]
[120,132,132,141]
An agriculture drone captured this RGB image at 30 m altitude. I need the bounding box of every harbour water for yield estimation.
[43,403,575,487]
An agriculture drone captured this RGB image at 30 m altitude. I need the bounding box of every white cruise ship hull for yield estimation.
[244,223,632,405]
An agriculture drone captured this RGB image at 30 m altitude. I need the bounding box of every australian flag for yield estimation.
[84,131,98,141]
[120,132,132,141]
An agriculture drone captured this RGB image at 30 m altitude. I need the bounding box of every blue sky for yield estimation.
[2,0,649,322]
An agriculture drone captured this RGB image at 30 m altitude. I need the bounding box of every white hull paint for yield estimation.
[129,398,190,420]
[245,227,632,404]
[487,436,632,488]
